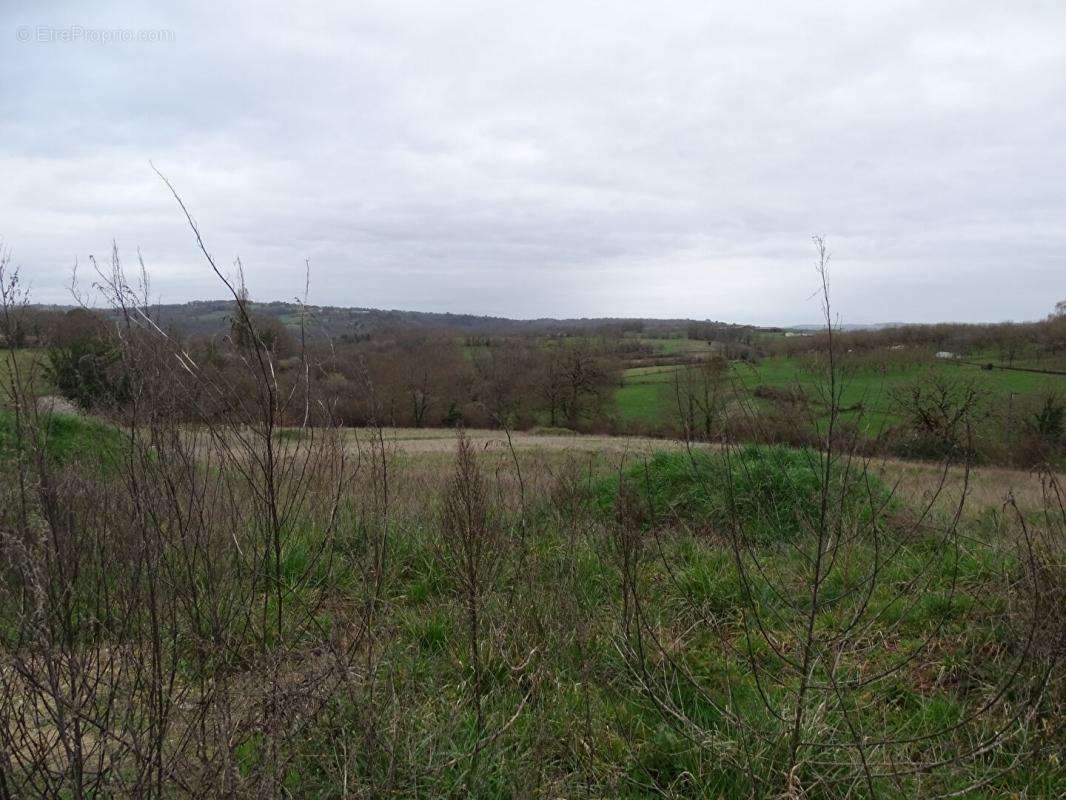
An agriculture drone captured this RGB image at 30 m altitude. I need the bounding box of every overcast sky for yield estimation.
[2,1,1064,324]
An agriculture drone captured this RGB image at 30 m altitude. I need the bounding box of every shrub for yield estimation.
[1029,393,1065,441]
[752,384,807,404]
[47,339,128,410]
[889,372,987,461]
[1012,393,1066,467]
[594,445,893,543]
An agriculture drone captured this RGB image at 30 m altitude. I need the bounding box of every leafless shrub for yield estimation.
[437,431,502,790]
[890,371,988,461]
[0,181,376,796]
[753,383,808,404]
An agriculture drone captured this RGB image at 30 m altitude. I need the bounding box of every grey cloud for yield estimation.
[2,0,1064,323]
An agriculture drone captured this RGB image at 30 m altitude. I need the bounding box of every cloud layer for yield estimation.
[3,1,1064,323]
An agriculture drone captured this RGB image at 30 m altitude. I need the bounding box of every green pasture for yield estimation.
[632,336,713,356]
[614,354,1065,431]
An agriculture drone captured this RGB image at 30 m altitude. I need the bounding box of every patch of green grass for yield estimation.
[403,553,449,604]
[635,336,711,356]
[0,409,127,470]
[594,446,894,543]
[400,607,452,653]
[614,374,676,425]
[671,546,746,613]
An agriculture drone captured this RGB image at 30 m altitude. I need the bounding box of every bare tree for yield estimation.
[672,353,728,440]
[535,339,617,428]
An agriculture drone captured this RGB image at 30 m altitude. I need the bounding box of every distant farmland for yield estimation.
[614,339,1064,434]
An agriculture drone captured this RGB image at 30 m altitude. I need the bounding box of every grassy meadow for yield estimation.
[614,339,1063,434]
[1,390,1062,796]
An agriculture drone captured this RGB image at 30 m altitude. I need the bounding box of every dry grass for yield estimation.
[132,419,1066,528]
[340,426,1057,517]
[344,426,704,455]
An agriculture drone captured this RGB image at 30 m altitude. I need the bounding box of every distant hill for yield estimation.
[31,300,767,341]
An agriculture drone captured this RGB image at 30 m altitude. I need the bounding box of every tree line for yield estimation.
[37,304,624,431]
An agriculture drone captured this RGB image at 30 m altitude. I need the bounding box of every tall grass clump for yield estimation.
[595,445,893,543]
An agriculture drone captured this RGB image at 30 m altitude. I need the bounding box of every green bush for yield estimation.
[47,340,129,410]
[594,446,893,543]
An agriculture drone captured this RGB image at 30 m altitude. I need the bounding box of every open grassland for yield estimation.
[2,407,1062,797]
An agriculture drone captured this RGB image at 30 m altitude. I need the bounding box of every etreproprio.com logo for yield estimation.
[16,25,175,44]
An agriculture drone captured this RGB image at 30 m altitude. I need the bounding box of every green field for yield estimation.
[615,354,1064,432]
[631,336,715,356]
[614,366,684,426]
